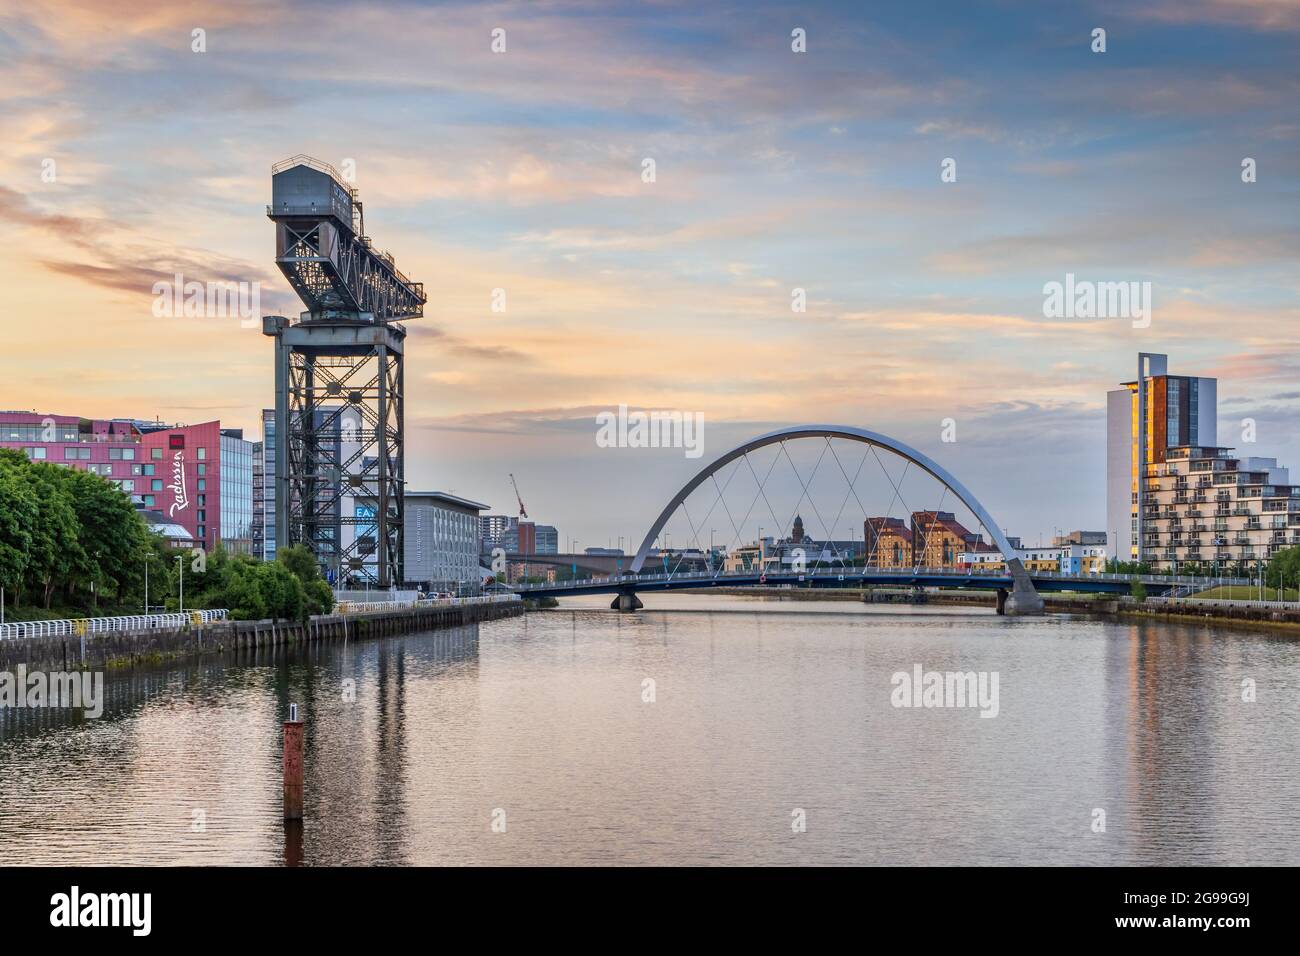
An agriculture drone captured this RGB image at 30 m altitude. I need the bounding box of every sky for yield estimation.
[1,0,1297,552]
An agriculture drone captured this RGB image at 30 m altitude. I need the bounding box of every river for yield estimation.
[1,594,1297,865]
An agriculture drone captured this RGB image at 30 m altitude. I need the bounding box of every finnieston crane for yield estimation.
[263,155,426,588]
[509,473,528,520]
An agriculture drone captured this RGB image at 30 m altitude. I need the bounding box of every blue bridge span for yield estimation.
[511,567,1215,614]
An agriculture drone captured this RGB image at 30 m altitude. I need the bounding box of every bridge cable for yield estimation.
[911,484,950,574]
[819,438,874,572]
[866,446,915,569]
[775,439,838,571]
[740,451,794,568]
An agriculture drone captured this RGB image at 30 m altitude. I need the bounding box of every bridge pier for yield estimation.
[1001,559,1045,616]
[611,591,643,613]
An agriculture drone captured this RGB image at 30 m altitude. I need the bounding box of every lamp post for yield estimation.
[176,554,184,613]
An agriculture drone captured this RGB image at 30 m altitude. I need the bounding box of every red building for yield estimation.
[0,411,255,554]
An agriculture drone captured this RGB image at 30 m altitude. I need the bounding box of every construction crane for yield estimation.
[263,155,426,587]
[509,473,529,520]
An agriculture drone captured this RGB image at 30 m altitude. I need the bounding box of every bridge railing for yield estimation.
[510,567,1251,591]
[0,609,230,641]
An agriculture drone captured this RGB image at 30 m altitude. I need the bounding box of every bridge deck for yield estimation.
[511,568,1237,599]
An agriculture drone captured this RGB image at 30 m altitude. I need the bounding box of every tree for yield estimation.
[0,465,36,600]
[220,559,269,620]
[276,545,319,584]
[256,561,306,621]
[1130,580,1147,602]
[276,545,334,616]
[24,463,85,609]
[65,468,150,607]
[1265,546,1300,592]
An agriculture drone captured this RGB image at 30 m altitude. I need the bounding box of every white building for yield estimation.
[404,492,489,594]
[1106,352,1300,571]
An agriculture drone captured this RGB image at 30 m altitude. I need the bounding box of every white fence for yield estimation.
[0,609,230,641]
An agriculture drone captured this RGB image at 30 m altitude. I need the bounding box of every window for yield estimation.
[151,448,162,460]
[143,495,155,506]
[197,463,206,476]
[197,510,206,523]
[24,446,46,460]
[197,447,206,460]
[131,464,142,475]
[151,479,163,491]
[144,464,154,476]
[64,447,79,460]
[197,479,206,491]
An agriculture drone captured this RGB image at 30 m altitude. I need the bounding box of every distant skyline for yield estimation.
[2,0,1297,547]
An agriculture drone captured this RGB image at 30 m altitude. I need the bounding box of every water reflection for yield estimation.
[0,599,1297,866]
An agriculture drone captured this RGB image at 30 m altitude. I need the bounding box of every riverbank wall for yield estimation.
[675,585,1300,631]
[0,600,524,671]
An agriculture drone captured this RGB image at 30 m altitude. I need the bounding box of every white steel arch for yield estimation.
[630,424,1019,573]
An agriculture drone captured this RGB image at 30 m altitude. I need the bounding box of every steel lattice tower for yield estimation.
[263,156,425,587]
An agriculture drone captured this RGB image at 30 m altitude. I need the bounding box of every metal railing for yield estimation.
[511,566,1253,592]
[0,609,229,641]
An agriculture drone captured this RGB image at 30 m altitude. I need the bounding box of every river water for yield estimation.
[1,594,1297,866]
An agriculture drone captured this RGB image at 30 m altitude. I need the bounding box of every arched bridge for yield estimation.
[514,425,1066,614]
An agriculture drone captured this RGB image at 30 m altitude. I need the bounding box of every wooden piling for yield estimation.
[283,706,304,819]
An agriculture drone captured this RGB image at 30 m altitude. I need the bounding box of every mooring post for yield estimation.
[283,702,304,820]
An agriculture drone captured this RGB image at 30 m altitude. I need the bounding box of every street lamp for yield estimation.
[176,554,184,613]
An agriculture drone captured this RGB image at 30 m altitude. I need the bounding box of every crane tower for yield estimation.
[263,155,426,587]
